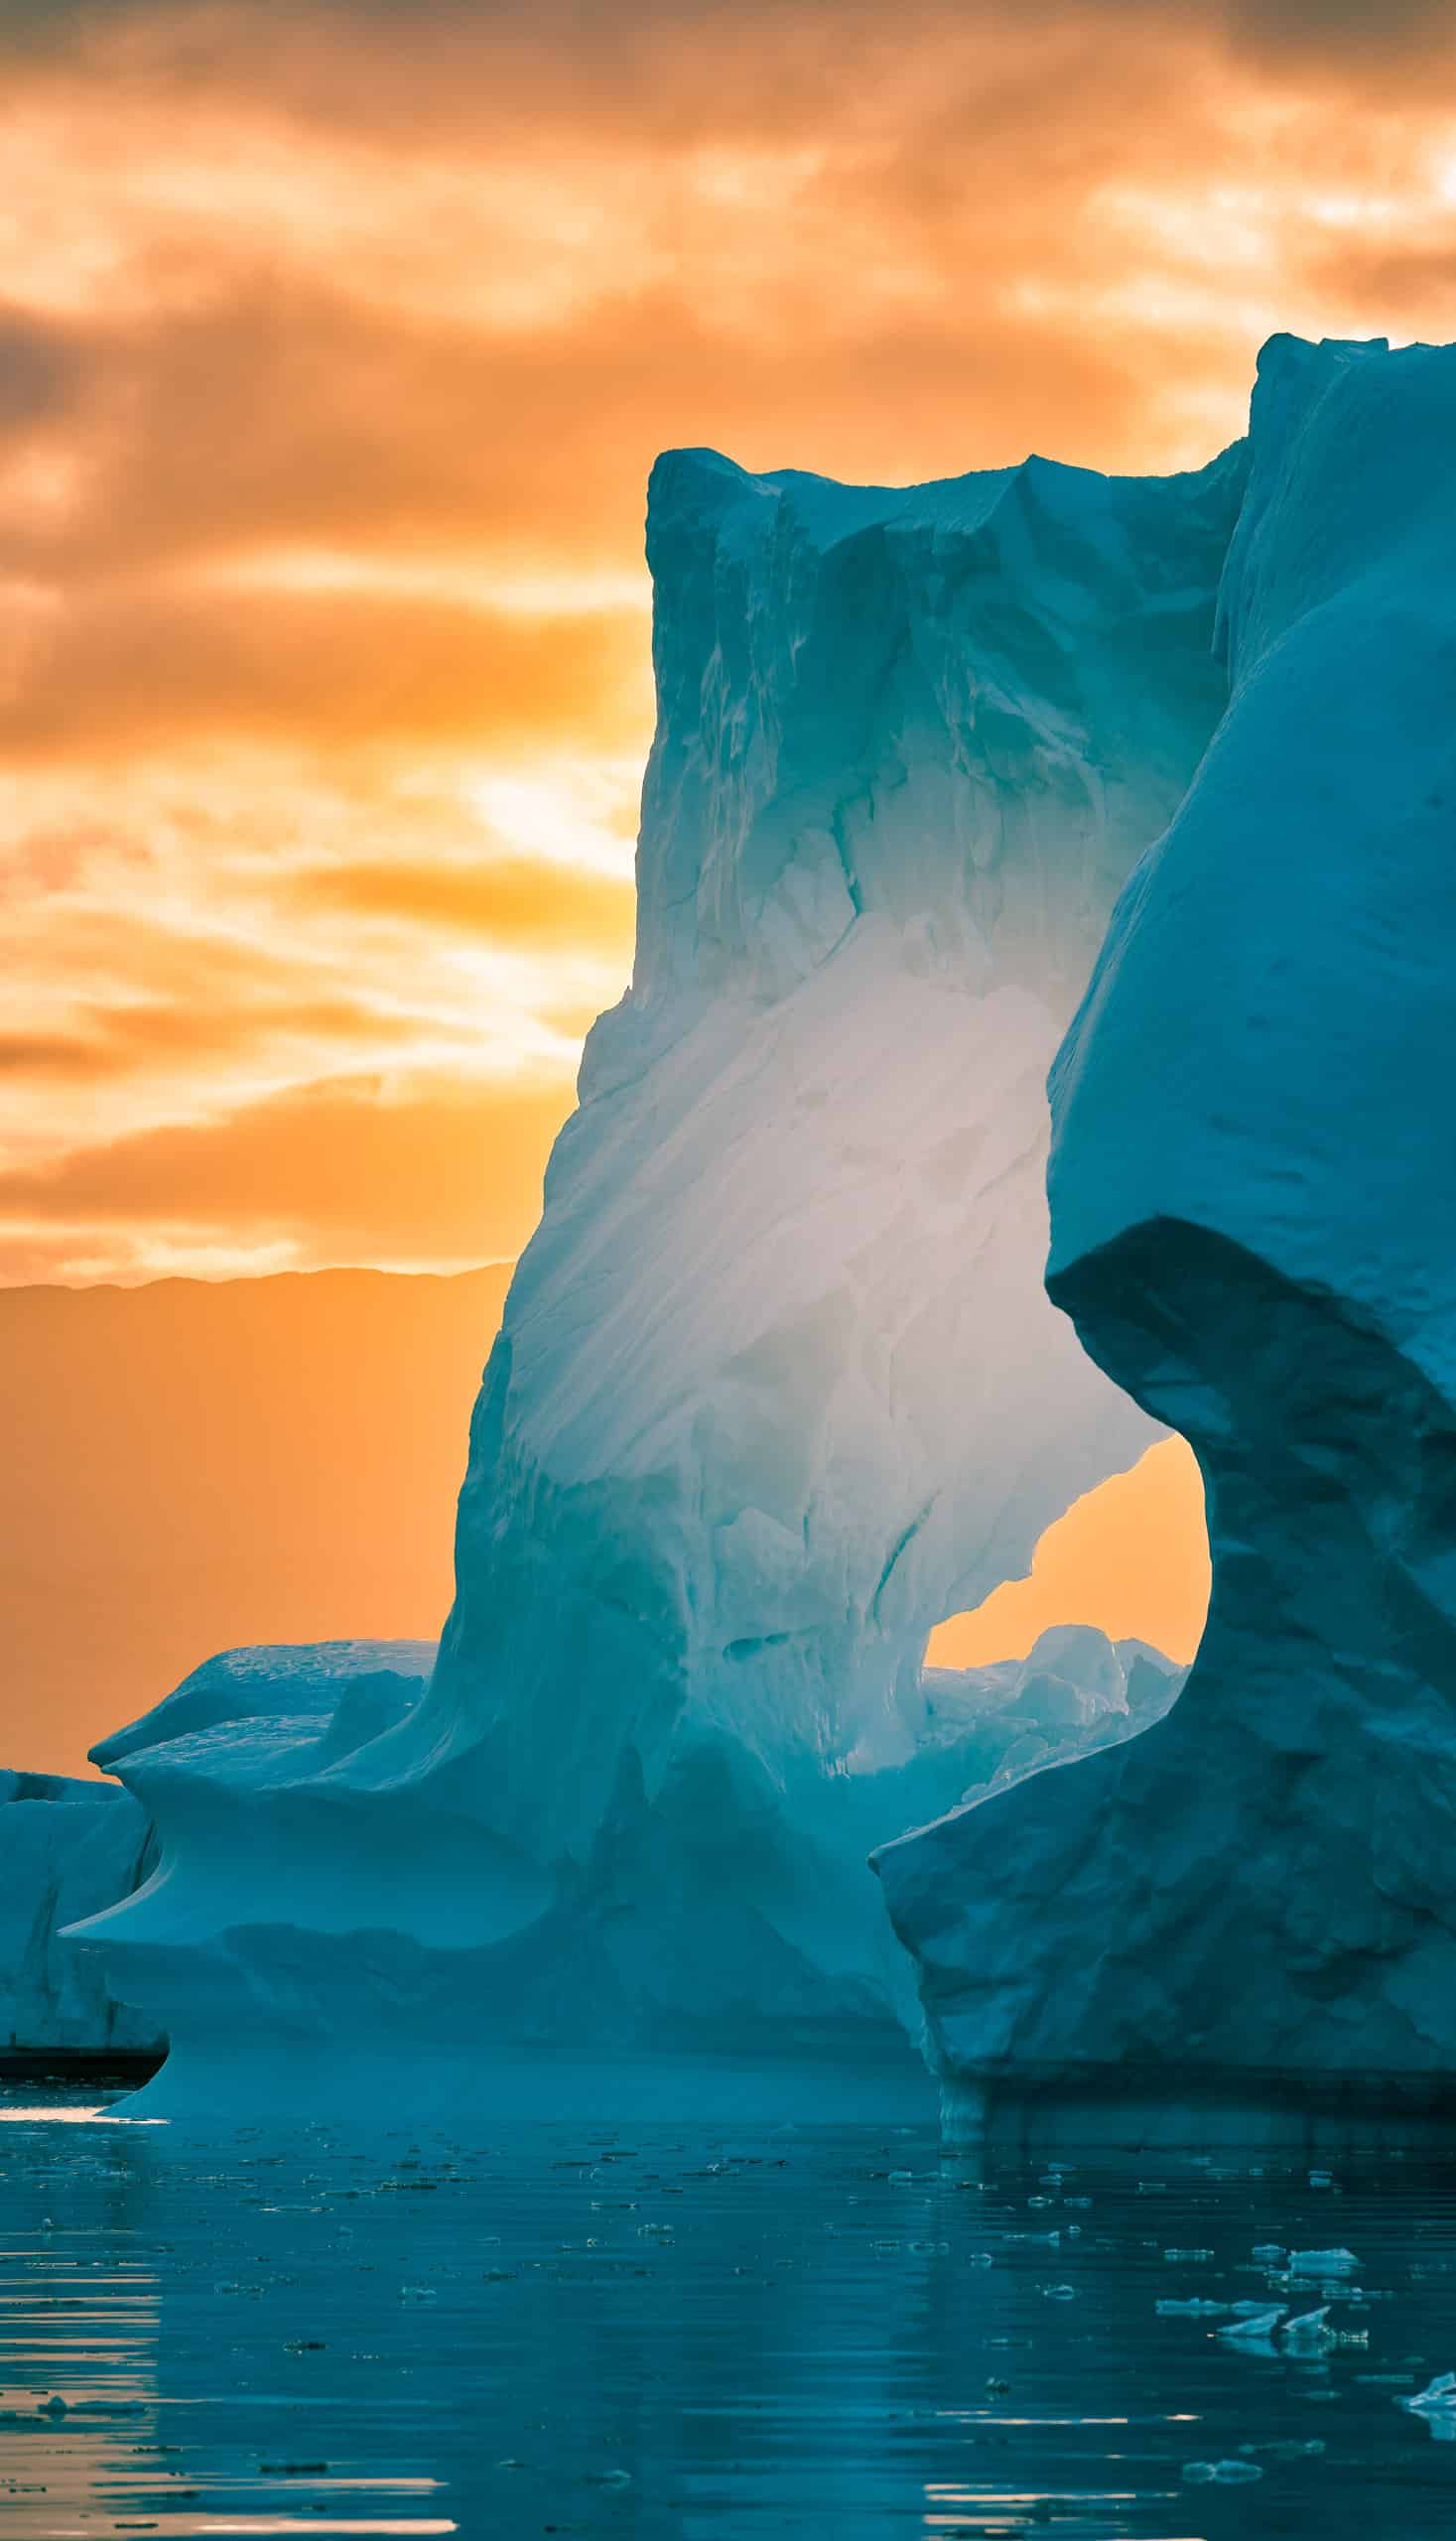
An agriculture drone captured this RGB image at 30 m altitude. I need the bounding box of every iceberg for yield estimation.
[67,352,1362,2103]
[875,335,1456,2117]
[0,1772,159,2059]
[68,433,1238,2113]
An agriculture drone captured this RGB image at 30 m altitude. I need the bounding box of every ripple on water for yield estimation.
[2,2082,1456,2536]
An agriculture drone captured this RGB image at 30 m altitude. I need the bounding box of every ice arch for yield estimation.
[926,1436,1209,1672]
[73,423,1242,2113]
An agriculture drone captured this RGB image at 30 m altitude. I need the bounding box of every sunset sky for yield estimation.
[5,0,1456,1283]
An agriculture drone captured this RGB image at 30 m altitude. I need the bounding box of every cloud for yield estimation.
[0,1031,105,1076]
[8,3,1456,125]
[0,305,82,432]
[4,0,1456,1281]
[0,1067,577,1271]
[0,575,651,753]
[0,996,430,1082]
[294,855,637,958]
[1302,239,1456,327]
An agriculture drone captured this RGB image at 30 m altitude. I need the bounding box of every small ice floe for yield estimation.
[1163,2247,1214,2263]
[1182,2459,1263,2483]
[1157,2299,1232,2317]
[1252,2243,1286,2264]
[1281,2308,1334,2351]
[1398,2371,1456,2438]
[1215,2307,1284,2343]
[1240,2438,1326,2462]
[1289,2248,1360,2276]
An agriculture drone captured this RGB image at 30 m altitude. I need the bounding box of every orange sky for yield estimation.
[4,1,1456,1282]
[5,4,1455,1737]
[0,1271,1201,1779]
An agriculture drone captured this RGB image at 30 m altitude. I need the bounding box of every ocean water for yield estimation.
[3,2085,1456,2537]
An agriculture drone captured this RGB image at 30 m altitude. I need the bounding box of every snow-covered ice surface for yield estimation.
[876,334,1456,2117]
[0,1775,158,2058]
[7,2098,1456,2538]
[71,430,1237,2112]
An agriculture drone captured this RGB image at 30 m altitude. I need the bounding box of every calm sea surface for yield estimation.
[4,2084,1456,2537]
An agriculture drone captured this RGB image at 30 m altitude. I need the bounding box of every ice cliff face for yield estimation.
[0,1773,159,2057]
[70,436,1235,2113]
[876,335,1456,2117]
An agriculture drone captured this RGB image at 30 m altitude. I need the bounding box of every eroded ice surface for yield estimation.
[66,1630,1182,2113]
[876,334,1456,2109]
[73,432,1236,2106]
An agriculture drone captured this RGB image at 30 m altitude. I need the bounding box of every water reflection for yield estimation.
[2,2084,1456,2535]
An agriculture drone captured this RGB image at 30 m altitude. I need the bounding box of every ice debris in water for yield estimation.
[1281,2308,1334,2350]
[1289,2248,1360,2276]
[1183,2460,1263,2484]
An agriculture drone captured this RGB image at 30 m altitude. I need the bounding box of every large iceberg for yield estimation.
[69,433,1237,2114]
[875,335,1456,2120]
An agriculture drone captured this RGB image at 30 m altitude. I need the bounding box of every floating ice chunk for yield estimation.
[1183,2460,1263,2483]
[1216,2308,1284,2342]
[1289,2249,1360,2276]
[1281,2308,1333,2350]
[1240,2439,1325,2461]
[1157,2298,1232,2317]
[1400,2372,1456,2417]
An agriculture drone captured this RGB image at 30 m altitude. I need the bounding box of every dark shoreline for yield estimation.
[0,2049,166,2084]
